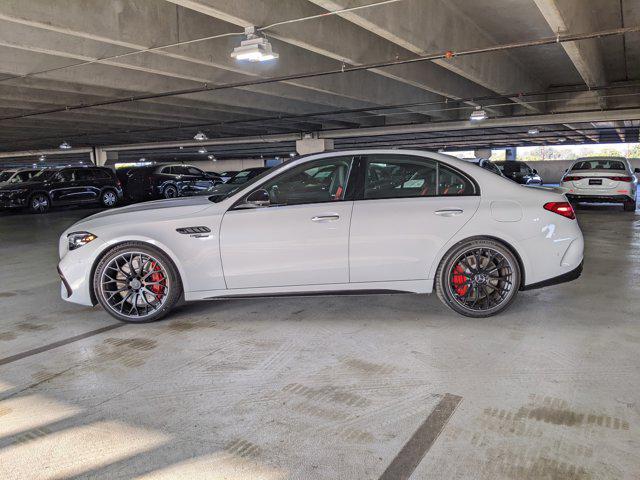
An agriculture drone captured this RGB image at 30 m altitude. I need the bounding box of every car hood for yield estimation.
[70,195,215,231]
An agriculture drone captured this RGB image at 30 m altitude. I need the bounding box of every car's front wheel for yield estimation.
[435,239,521,318]
[93,242,183,323]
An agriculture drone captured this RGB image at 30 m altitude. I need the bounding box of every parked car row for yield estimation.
[0,163,271,213]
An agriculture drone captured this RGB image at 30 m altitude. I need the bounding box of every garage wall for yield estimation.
[528,158,640,183]
[187,158,265,173]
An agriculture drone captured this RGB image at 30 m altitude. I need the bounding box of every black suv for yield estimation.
[117,164,222,202]
[0,166,122,213]
[493,161,543,185]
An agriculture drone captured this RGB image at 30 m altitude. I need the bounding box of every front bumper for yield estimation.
[57,238,105,306]
[0,192,28,208]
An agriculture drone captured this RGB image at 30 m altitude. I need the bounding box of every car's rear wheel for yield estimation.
[29,193,50,214]
[436,239,521,318]
[93,242,182,323]
[100,189,118,208]
[163,185,178,199]
[623,198,636,212]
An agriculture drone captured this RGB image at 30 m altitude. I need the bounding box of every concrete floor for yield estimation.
[0,202,639,480]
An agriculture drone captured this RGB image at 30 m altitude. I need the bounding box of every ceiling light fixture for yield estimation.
[208,154,216,161]
[231,26,279,62]
[198,147,207,154]
[193,131,208,141]
[469,106,488,122]
[289,152,295,157]
[557,136,567,143]
[528,128,540,135]
[59,141,72,149]
[38,154,46,162]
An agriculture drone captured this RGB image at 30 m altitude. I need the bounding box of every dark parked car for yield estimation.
[207,167,271,200]
[218,170,239,183]
[493,161,543,185]
[0,166,122,213]
[117,164,222,201]
[464,158,504,177]
[0,168,43,185]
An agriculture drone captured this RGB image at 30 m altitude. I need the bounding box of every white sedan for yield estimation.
[58,150,584,322]
[560,157,639,211]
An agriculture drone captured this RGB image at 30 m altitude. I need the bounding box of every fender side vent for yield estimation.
[176,226,211,235]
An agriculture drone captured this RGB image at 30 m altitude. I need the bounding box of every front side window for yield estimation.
[258,157,354,206]
[364,155,475,199]
[187,167,203,176]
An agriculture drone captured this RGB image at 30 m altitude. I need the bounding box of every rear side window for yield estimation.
[75,169,95,181]
[363,155,476,199]
[93,169,112,180]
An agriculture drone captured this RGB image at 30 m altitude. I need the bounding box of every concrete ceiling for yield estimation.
[0,0,639,157]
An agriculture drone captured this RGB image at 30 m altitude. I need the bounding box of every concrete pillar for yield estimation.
[92,147,108,166]
[296,138,334,155]
[505,147,517,161]
[474,148,492,159]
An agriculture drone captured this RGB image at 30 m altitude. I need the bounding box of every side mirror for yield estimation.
[532,169,538,174]
[635,168,640,173]
[244,188,270,207]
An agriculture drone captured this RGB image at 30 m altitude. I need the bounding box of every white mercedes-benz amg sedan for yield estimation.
[560,156,639,211]
[58,150,584,322]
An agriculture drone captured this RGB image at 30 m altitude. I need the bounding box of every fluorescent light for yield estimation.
[528,128,539,135]
[193,131,208,141]
[207,155,216,161]
[59,141,72,149]
[289,152,296,157]
[231,26,279,62]
[469,106,488,122]
[198,147,207,154]
[38,155,46,162]
[557,136,567,143]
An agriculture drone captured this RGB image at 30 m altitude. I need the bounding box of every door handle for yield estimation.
[434,209,464,217]
[312,214,340,222]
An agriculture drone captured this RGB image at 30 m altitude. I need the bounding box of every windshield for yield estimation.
[208,165,286,203]
[571,159,626,171]
[8,170,38,183]
[0,171,15,182]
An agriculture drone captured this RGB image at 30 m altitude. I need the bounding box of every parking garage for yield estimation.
[1,1,640,479]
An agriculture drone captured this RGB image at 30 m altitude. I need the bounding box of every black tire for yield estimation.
[623,199,636,212]
[93,242,183,323]
[163,185,178,199]
[100,189,118,208]
[29,193,50,214]
[435,238,521,318]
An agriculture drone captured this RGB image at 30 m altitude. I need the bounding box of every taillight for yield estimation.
[544,202,575,220]
[605,176,632,182]
[562,176,581,182]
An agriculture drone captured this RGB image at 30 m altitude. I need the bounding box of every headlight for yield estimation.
[67,231,97,250]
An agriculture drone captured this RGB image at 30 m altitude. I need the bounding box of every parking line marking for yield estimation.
[0,323,123,366]
[379,393,462,480]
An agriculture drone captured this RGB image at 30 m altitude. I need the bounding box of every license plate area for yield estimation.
[589,179,602,185]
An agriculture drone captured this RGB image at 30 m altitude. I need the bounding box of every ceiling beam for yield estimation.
[308,0,543,112]
[533,0,607,90]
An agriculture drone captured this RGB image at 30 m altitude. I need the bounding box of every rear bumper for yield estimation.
[566,194,633,203]
[521,260,583,291]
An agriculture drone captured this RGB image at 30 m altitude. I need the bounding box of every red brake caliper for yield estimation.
[452,264,469,296]
[149,262,166,301]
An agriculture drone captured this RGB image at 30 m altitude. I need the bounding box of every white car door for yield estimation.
[220,156,356,289]
[349,154,480,283]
